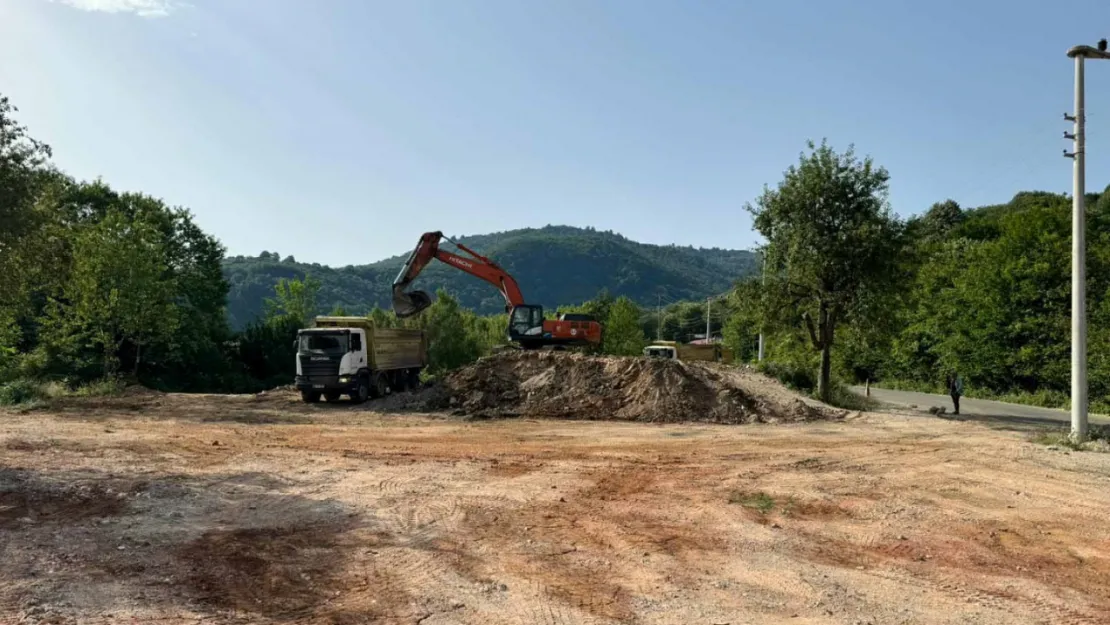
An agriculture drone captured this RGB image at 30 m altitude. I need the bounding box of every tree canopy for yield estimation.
[746,140,904,401]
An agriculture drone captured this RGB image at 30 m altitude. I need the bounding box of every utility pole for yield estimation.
[1064,40,1110,442]
[706,297,712,343]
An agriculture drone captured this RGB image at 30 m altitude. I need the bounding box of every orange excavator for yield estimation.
[391,231,602,350]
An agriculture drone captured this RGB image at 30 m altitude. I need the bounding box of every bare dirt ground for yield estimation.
[2,384,1110,624]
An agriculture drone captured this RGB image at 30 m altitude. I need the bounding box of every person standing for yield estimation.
[946,373,963,415]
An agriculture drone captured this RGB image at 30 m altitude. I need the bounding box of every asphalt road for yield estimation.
[853,386,1110,427]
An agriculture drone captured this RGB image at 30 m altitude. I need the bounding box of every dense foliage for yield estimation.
[223,225,759,328]
[747,140,904,401]
[743,185,1110,411]
[880,190,1110,405]
[0,95,234,392]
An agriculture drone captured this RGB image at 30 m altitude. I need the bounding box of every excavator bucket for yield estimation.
[392,286,433,318]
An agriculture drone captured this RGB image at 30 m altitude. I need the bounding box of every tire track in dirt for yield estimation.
[791,518,1110,624]
[866,567,1106,625]
[512,579,598,625]
[430,462,732,625]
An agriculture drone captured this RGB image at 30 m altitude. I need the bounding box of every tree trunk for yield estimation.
[865,377,871,397]
[133,342,142,377]
[803,301,836,403]
[819,341,831,402]
[817,302,832,403]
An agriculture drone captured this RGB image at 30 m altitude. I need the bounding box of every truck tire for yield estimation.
[301,390,321,404]
[369,372,387,399]
[390,370,407,393]
[350,376,370,404]
[408,368,421,390]
[324,391,342,403]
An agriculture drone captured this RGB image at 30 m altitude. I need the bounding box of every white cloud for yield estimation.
[54,0,182,17]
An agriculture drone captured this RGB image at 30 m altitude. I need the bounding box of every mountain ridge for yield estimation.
[223,225,759,328]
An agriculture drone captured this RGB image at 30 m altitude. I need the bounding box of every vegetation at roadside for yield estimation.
[0,377,123,407]
[735,140,1110,415]
[1030,425,1110,452]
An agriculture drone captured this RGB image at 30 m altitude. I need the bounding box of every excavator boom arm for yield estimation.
[392,231,525,317]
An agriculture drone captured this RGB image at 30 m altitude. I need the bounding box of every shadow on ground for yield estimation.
[0,465,377,623]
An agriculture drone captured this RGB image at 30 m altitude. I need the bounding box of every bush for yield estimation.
[758,360,817,392]
[73,378,125,397]
[992,389,1069,410]
[826,382,880,411]
[0,379,45,406]
[1030,424,1110,452]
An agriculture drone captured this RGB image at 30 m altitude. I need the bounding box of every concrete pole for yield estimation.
[706,297,712,343]
[1071,54,1089,442]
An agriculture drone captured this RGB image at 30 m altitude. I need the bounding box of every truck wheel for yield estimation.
[324,391,342,403]
[350,376,370,404]
[408,368,421,390]
[301,390,321,404]
[391,370,407,392]
[369,372,387,399]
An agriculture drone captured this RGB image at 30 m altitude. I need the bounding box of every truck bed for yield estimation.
[371,327,426,371]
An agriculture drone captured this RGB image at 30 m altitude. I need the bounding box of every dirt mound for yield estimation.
[405,351,845,423]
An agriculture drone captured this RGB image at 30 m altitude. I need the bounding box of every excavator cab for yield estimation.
[508,304,546,342]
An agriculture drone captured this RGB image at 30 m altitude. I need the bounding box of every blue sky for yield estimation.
[1,0,1105,266]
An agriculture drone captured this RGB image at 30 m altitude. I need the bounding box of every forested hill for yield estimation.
[223,225,759,328]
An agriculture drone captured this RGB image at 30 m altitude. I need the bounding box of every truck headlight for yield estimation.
[339,376,351,383]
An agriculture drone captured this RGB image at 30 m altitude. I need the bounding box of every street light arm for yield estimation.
[1068,45,1110,60]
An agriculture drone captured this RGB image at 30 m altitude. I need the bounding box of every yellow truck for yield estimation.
[643,340,734,364]
[295,316,427,404]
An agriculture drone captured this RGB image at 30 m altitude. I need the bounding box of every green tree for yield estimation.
[0,95,56,342]
[423,290,482,374]
[266,275,321,324]
[0,96,52,271]
[368,306,398,329]
[722,282,761,363]
[235,313,301,390]
[48,212,178,376]
[604,296,645,356]
[748,140,904,401]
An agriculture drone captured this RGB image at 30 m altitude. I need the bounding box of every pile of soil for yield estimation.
[402,351,846,423]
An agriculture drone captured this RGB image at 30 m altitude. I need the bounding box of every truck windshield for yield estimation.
[298,333,347,354]
[644,347,675,359]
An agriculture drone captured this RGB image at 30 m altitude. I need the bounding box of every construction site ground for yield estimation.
[2,388,1109,625]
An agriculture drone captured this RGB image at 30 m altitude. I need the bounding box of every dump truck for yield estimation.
[294,316,427,404]
[643,340,734,364]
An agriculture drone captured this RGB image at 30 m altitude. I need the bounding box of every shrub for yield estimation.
[826,382,880,411]
[73,378,125,397]
[758,360,817,393]
[0,379,45,406]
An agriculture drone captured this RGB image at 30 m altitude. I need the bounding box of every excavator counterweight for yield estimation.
[391,231,602,349]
